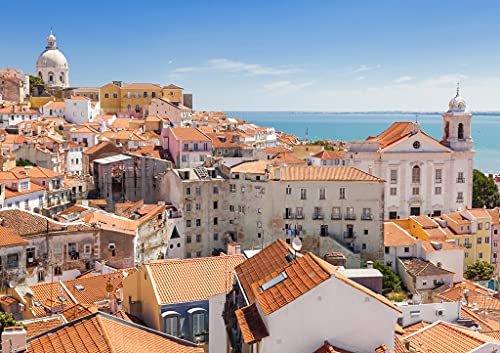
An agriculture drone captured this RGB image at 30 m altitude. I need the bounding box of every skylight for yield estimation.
[58,295,66,302]
[260,272,288,291]
[74,284,84,291]
[33,300,42,307]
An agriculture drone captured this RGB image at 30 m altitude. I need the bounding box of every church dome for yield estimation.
[447,85,468,113]
[36,49,68,69]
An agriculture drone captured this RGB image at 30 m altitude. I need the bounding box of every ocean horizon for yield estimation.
[225,111,500,173]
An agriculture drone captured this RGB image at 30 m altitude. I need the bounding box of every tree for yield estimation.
[472,169,500,208]
[0,312,22,335]
[373,262,402,292]
[28,74,44,96]
[464,261,495,281]
[16,159,36,167]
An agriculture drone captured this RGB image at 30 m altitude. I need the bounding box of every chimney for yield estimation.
[2,326,27,353]
[366,260,374,269]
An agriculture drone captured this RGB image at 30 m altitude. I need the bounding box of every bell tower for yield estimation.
[441,84,473,151]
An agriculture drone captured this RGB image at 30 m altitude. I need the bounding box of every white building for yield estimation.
[36,31,69,87]
[0,106,41,128]
[64,96,100,124]
[0,172,45,212]
[66,143,84,175]
[348,90,474,219]
[229,240,401,353]
[41,100,65,118]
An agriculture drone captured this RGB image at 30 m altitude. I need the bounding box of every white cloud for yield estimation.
[355,76,366,81]
[353,64,381,73]
[174,58,296,76]
[394,75,414,83]
[420,73,468,88]
[261,80,314,95]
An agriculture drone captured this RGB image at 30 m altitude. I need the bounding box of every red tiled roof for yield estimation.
[147,255,245,304]
[384,222,417,247]
[366,122,416,149]
[64,271,127,306]
[0,226,28,247]
[235,303,269,344]
[170,127,210,142]
[274,166,384,182]
[26,312,204,353]
[399,257,455,277]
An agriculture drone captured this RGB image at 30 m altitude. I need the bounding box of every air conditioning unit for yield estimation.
[436,308,445,316]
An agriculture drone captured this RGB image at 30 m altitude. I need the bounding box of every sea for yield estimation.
[225,111,500,173]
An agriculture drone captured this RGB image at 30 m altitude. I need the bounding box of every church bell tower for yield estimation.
[441,84,473,151]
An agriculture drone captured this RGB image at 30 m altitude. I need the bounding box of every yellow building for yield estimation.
[99,82,183,114]
[71,87,100,101]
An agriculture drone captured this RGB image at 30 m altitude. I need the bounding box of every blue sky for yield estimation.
[3,0,500,111]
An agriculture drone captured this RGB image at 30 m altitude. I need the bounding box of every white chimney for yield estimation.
[366,260,374,269]
[2,326,27,353]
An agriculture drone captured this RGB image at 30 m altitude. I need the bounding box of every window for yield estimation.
[457,192,463,203]
[412,165,421,184]
[230,184,236,193]
[186,220,191,228]
[296,207,303,219]
[213,201,218,209]
[213,186,219,194]
[478,223,483,231]
[195,187,201,196]
[494,241,498,247]
[186,235,192,243]
[229,205,234,212]
[362,243,367,250]
[38,271,45,282]
[213,233,219,241]
[193,143,198,151]
[113,93,118,99]
[183,143,189,151]
[286,186,292,195]
[412,187,420,195]
[331,207,341,220]
[346,207,355,219]
[7,254,18,269]
[339,187,346,200]
[364,229,368,235]
[165,316,178,336]
[196,234,202,243]
[413,141,421,149]
[143,91,148,98]
[479,252,483,259]
[196,219,201,227]
[213,217,218,225]
[192,312,205,337]
[68,243,79,260]
[494,253,498,259]
[457,172,465,183]
[390,170,397,184]
[465,252,469,258]
[84,244,92,255]
[385,247,390,254]
[390,187,397,196]
[389,212,397,220]
[485,236,490,244]
[26,247,36,266]
[319,188,326,200]
[362,208,372,220]
[196,203,201,211]
[196,251,202,257]
[53,243,62,256]
[458,123,464,140]
[186,203,191,212]
[300,188,307,200]
[486,222,491,230]
[54,266,62,276]
[422,280,427,286]
[435,169,442,183]
[186,187,191,195]
[404,247,410,253]
[435,187,442,195]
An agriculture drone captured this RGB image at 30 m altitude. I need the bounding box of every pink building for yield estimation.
[161,127,212,168]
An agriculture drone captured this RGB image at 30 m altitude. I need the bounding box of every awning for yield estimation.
[161,310,181,318]
[187,307,207,314]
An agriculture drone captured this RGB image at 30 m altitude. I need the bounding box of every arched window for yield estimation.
[412,165,421,184]
[458,123,464,140]
[48,72,54,83]
[38,72,43,79]
[135,104,140,113]
[60,75,64,83]
[444,122,449,139]
[127,104,132,111]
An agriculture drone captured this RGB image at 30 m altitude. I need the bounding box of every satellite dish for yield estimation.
[292,236,302,252]
[122,270,129,278]
[8,281,14,289]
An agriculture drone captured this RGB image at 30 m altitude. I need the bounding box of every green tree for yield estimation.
[28,74,44,96]
[16,159,36,167]
[472,169,500,208]
[464,261,495,281]
[373,262,402,292]
[0,312,22,335]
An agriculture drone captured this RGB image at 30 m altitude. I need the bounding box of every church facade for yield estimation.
[36,31,70,87]
[347,90,474,219]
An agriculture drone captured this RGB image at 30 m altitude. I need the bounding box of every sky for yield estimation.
[3,0,500,111]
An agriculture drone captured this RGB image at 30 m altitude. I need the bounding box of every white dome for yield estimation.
[36,49,68,69]
[448,95,467,112]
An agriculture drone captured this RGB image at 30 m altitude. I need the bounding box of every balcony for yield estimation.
[465,243,472,249]
[343,231,357,239]
[457,198,464,203]
[295,214,304,219]
[361,214,373,220]
[331,214,342,220]
[312,214,324,220]
[283,212,295,220]
[345,214,356,220]
[456,178,465,184]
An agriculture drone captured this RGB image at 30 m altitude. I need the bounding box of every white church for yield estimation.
[36,31,70,87]
[348,88,474,219]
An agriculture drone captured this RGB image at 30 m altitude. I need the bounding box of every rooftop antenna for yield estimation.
[305,127,309,142]
[415,114,418,123]
[456,82,460,97]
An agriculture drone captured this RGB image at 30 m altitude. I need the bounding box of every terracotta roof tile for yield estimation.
[311,150,346,160]
[26,312,203,353]
[399,257,455,277]
[147,254,245,304]
[235,303,269,344]
[366,122,416,149]
[384,222,417,247]
[23,316,66,338]
[4,183,46,199]
[274,166,384,182]
[271,152,307,166]
[170,127,210,142]
[122,83,162,89]
[235,238,291,303]
[0,226,28,247]
[313,340,354,353]
[439,281,500,310]
[60,303,98,322]
[28,281,78,317]
[64,272,127,306]
[404,321,500,353]
[11,166,63,179]
[163,84,183,89]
